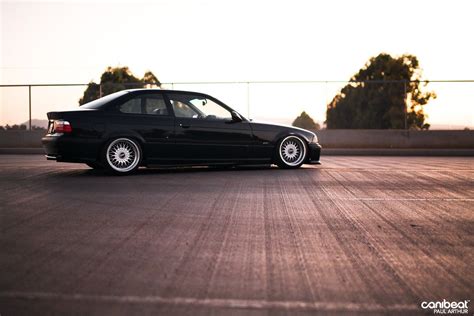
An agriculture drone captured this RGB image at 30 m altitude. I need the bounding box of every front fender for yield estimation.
[248,121,316,146]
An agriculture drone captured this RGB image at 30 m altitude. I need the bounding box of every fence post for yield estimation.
[404,80,407,130]
[99,84,103,98]
[247,82,250,119]
[28,85,32,131]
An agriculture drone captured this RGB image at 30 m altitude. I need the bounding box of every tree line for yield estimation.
[79,67,161,105]
[79,53,436,130]
[293,53,436,130]
[0,124,45,131]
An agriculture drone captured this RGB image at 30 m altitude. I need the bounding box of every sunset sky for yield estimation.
[1,0,473,128]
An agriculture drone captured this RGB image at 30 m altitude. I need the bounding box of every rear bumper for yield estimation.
[42,135,61,159]
[307,142,322,164]
[42,135,100,163]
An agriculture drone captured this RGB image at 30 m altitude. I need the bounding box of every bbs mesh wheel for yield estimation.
[103,138,141,175]
[275,135,307,169]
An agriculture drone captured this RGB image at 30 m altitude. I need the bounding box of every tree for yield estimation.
[79,67,161,105]
[326,53,436,129]
[3,124,27,130]
[292,111,320,130]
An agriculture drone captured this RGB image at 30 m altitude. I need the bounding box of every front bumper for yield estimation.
[307,142,322,164]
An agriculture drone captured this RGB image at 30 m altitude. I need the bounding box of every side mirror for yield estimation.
[230,111,242,122]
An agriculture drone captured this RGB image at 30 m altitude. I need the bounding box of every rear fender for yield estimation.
[100,130,146,157]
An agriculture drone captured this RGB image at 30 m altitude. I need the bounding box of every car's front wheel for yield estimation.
[102,137,141,175]
[275,135,307,169]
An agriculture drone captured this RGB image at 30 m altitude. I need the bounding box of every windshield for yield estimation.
[81,90,129,109]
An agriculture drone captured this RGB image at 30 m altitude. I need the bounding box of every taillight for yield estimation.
[53,120,72,133]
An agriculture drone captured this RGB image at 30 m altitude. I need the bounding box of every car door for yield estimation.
[165,92,253,162]
[108,92,175,160]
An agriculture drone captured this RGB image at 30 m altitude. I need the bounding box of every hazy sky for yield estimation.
[1,0,473,127]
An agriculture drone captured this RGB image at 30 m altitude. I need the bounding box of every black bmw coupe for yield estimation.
[42,89,321,174]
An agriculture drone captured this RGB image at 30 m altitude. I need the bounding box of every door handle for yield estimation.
[179,123,191,129]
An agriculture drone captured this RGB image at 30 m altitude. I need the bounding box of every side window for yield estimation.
[145,97,168,115]
[168,94,232,120]
[118,94,168,115]
[171,100,200,118]
[119,98,141,114]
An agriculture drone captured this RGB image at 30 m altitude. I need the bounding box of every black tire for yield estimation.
[85,162,103,169]
[275,135,307,169]
[101,137,142,175]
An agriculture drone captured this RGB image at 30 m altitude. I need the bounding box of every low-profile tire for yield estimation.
[275,135,307,169]
[85,162,103,169]
[102,137,142,175]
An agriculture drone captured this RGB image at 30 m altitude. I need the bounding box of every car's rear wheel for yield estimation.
[103,138,141,175]
[275,135,307,169]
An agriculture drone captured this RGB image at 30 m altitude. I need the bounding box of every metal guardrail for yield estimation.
[1,80,473,130]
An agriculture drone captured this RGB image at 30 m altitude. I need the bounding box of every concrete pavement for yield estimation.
[0,155,473,315]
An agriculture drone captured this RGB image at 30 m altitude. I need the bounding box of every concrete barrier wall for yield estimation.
[0,131,46,148]
[0,130,473,149]
[314,130,474,148]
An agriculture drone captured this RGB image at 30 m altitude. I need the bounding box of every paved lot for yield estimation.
[0,155,472,315]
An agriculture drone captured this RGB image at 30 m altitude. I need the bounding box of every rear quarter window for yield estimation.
[81,90,129,109]
[119,98,142,114]
[117,94,169,115]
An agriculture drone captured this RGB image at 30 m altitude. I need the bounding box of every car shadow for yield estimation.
[135,164,277,176]
[51,164,278,178]
[45,164,317,179]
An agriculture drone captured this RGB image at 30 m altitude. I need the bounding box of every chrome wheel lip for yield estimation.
[279,136,306,166]
[106,138,140,172]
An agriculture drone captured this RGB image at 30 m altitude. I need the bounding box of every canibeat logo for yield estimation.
[421,299,469,314]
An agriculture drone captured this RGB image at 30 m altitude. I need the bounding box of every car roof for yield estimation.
[124,88,206,95]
